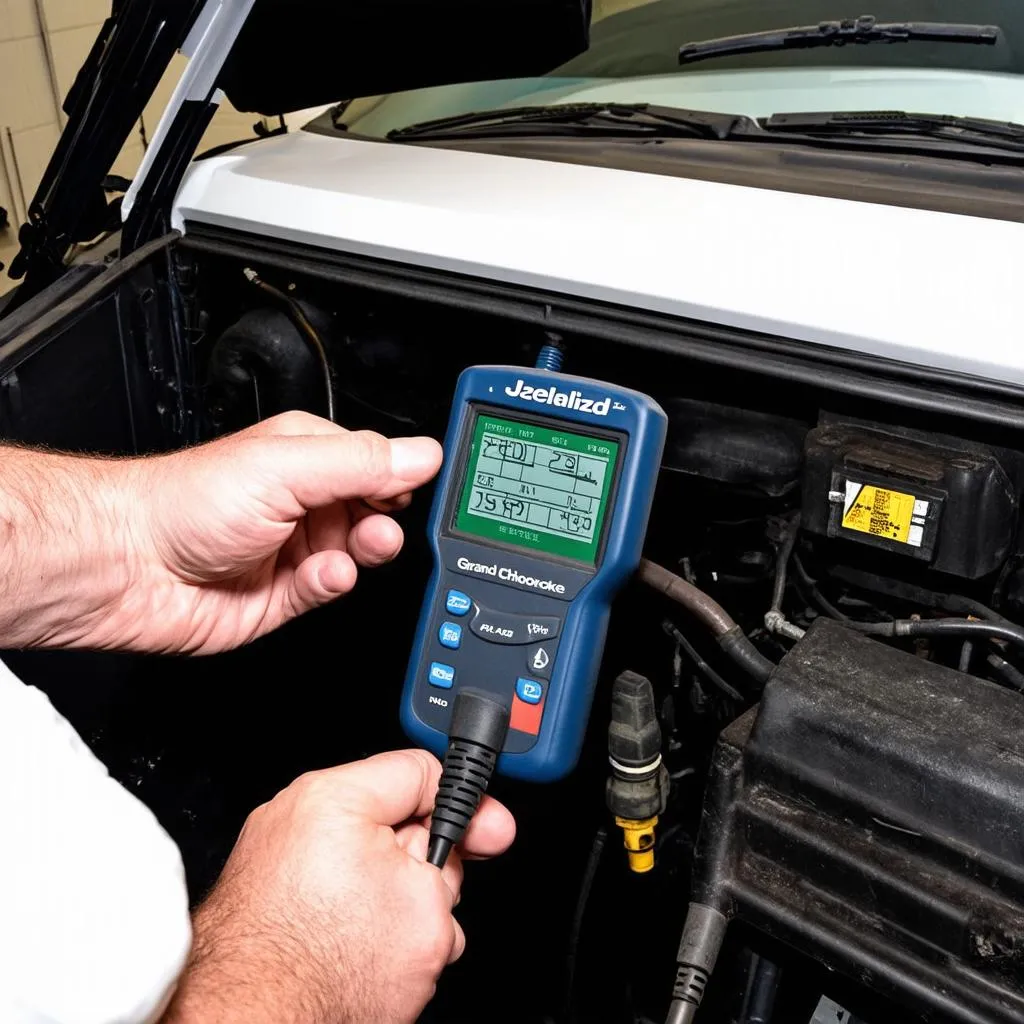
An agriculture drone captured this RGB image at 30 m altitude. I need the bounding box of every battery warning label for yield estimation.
[841,481,930,548]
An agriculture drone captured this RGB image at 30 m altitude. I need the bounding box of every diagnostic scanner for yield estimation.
[402,365,667,784]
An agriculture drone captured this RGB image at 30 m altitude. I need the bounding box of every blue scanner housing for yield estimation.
[401,365,667,782]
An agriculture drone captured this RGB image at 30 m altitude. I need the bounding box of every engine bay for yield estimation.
[38,233,1024,1024]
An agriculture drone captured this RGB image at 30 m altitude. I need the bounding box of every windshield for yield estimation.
[325,0,1024,139]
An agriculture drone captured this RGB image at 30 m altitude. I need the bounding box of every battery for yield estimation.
[802,424,1017,579]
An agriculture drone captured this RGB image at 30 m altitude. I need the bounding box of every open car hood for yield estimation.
[221,0,592,115]
[6,0,590,301]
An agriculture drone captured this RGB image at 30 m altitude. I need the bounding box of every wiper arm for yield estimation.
[679,14,999,66]
[387,98,1024,163]
[388,103,752,141]
[389,103,631,139]
[762,109,1024,152]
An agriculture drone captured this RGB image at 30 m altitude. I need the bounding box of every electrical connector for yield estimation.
[606,670,669,873]
[665,903,728,1024]
[614,814,660,873]
[427,690,510,869]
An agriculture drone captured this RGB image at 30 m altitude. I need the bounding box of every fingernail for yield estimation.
[390,437,440,479]
[316,563,340,593]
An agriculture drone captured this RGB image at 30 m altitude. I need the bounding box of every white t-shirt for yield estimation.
[0,659,191,1024]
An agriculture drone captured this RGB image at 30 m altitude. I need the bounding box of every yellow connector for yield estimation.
[615,815,659,873]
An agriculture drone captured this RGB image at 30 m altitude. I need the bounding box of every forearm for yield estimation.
[0,416,443,655]
[0,445,142,648]
[160,895,334,1024]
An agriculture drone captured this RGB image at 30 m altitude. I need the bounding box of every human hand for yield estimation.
[0,411,438,652]
[94,411,440,654]
[160,749,516,1024]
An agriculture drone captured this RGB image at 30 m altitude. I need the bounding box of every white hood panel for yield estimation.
[174,131,1021,387]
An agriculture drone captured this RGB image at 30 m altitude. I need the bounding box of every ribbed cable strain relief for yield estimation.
[535,344,565,372]
[671,964,710,1006]
[429,739,499,846]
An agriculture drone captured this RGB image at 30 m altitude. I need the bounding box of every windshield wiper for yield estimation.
[762,109,1024,153]
[679,14,1000,66]
[388,103,753,142]
[386,98,1024,163]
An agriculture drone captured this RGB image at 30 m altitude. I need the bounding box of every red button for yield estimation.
[510,694,545,736]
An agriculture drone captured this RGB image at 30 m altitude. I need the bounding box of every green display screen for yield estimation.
[453,412,621,564]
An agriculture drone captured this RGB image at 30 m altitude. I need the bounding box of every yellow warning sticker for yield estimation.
[842,483,922,546]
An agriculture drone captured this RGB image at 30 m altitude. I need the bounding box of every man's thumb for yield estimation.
[272,433,442,510]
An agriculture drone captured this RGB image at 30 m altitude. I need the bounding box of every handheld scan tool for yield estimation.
[402,365,666,787]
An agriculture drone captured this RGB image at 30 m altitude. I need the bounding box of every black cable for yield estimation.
[764,514,805,642]
[242,268,336,422]
[769,514,800,615]
[790,557,847,618]
[795,556,1024,688]
[426,690,510,869]
[958,641,974,675]
[947,596,1010,623]
[665,904,729,1024]
[828,565,1012,625]
[738,953,781,1024]
[564,825,608,1024]
[662,621,744,702]
[792,553,851,623]
[987,653,1024,692]
[850,617,1024,653]
[334,386,420,426]
[251,376,262,422]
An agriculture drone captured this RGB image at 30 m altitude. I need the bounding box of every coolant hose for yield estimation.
[637,560,775,684]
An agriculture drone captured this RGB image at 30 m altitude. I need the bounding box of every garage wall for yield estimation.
[0,3,307,293]
[0,0,135,224]
[0,2,282,229]
[594,0,655,18]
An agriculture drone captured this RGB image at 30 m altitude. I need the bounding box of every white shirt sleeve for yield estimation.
[0,659,192,1024]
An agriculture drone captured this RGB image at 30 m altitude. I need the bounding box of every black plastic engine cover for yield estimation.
[693,619,1024,1024]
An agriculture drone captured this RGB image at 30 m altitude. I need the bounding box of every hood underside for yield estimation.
[220,0,592,115]
[173,132,1024,390]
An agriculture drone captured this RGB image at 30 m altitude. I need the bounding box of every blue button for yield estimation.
[439,622,462,649]
[445,590,472,616]
[516,678,544,704]
[429,662,455,689]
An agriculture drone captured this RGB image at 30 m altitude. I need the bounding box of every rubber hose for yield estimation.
[828,565,1012,625]
[852,617,1024,653]
[207,307,322,420]
[638,559,735,635]
[638,560,775,684]
[718,627,774,685]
